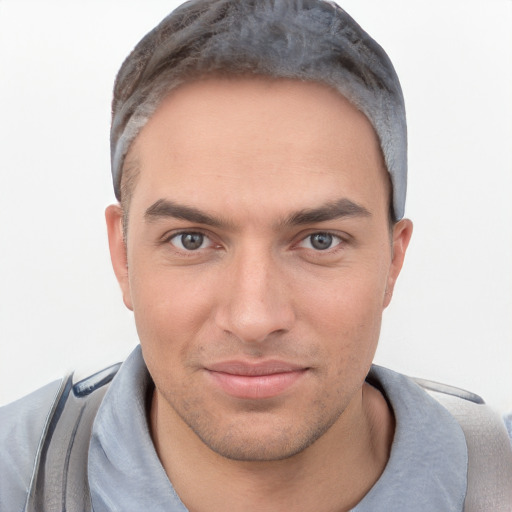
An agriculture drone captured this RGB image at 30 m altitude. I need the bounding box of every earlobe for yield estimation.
[383,218,413,308]
[105,204,133,311]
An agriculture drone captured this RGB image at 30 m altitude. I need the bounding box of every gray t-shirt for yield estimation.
[0,346,468,511]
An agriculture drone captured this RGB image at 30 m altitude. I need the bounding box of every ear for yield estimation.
[383,218,413,308]
[105,204,133,311]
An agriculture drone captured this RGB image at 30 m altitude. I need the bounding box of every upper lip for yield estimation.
[205,360,308,376]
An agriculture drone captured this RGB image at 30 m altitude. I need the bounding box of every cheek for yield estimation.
[128,264,215,368]
[299,266,388,360]
[303,265,387,321]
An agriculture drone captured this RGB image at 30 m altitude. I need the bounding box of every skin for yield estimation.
[106,77,412,512]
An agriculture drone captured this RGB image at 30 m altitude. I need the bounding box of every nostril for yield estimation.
[215,295,295,344]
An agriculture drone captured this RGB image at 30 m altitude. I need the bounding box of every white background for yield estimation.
[0,0,511,412]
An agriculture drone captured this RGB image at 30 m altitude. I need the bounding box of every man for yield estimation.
[1,1,511,511]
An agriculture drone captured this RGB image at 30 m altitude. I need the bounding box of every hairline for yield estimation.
[111,0,407,220]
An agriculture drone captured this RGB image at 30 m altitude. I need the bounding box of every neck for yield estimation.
[150,382,394,512]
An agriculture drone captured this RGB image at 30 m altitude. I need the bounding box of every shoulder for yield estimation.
[0,379,63,511]
[369,365,512,510]
[372,365,511,448]
[415,376,512,511]
[0,361,123,512]
[409,375,511,449]
[504,412,512,441]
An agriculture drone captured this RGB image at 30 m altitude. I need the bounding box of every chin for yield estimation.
[187,412,341,462]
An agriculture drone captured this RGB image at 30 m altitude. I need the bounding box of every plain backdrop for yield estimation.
[0,0,511,412]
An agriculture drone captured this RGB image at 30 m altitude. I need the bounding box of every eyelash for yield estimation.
[163,230,215,252]
[296,232,345,252]
[162,230,347,255]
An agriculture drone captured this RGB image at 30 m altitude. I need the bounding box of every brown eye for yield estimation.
[170,232,209,251]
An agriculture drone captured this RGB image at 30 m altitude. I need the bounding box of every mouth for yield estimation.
[204,360,309,400]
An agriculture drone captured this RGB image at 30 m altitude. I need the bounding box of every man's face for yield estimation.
[107,78,411,461]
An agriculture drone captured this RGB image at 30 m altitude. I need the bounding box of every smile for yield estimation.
[205,361,309,400]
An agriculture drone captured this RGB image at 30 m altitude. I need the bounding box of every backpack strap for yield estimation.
[24,363,121,512]
[414,377,512,512]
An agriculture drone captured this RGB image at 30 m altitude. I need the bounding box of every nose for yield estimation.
[214,245,295,344]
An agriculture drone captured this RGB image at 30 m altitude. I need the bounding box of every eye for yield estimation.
[299,232,342,251]
[169,232,211,251]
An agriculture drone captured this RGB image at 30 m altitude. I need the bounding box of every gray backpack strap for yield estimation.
[414,378,512,512]
[24,363,121,512]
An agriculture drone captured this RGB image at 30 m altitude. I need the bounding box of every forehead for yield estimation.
[125,77,389,219]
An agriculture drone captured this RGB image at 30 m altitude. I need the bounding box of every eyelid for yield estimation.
[173,232,212,251]
[162,228,217,250]
[295,230,347,251]
[161,227,208,242]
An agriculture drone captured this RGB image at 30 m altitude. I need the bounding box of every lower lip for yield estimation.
[206,370,307,399]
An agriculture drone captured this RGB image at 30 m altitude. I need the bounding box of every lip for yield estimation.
[205,360,308,400]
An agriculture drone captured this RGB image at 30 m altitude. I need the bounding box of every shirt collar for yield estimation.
[89,345,187,512]
[352,365,467,511]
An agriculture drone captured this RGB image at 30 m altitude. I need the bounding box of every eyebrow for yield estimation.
[144,199,229,228]
[144,197,370,228]
[283,198,371,226]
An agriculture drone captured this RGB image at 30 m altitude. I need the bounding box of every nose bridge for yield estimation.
[216,241,293,343]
